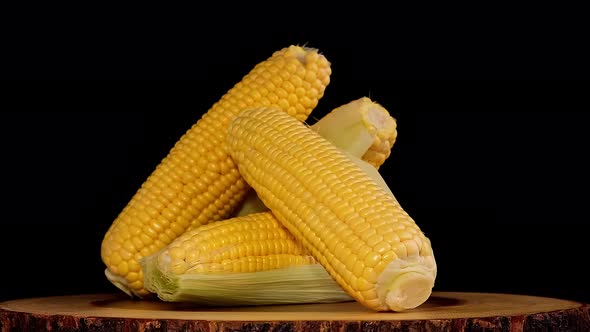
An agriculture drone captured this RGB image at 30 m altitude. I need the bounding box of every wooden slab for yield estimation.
[1,292,588,331]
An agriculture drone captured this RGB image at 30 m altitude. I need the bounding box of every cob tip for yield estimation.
[378,255,437,311]
[385,271,434,311]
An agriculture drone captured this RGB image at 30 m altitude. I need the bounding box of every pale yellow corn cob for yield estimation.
[101,45,331,297]
[227,107,436,312]
[142,98,397,305]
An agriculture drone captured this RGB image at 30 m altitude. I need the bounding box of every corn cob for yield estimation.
[227,107,436,311]
[142,212,349,305]
[142,98,398,305]
[101,45,331,297]
[154,212,309,276]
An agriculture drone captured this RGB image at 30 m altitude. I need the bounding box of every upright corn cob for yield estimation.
[142,97,398,305]
[227,107,436,311]
[101,45,331,297]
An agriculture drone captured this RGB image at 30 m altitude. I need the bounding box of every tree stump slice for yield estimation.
[1,292,588,331]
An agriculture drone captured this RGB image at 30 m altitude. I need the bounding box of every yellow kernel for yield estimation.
[366,234,383,247]
[304,51,319,64]
[131,237,144,250]
[137,211,151,223]
[170,221,186,235]
[357,277,373,291]
[391,242,408,259]
[356,246,371,261]
[126,272,139,283]
[352,260,365,277]
[403,239,420,257]
[123,241,135,252]
[139,233,152,245]
[277,98,290,111]
[363,298,381,309]
[129,225,143,237]
[372,241,391,254]
[384,232,401,243]
[287,92,298,105]
[373,260,389,274]
[130,280,143,289]
[119,250,133,260]
[161,187,177,200]
[110,252,122,266]
[364,252,381,268]
[362,267,379,284]
[140,247,151,257]
[128,260,141,273]
[397,230,414,241]
[144,225,158,238]
[381,250,397,263]
[420,244,433,256]
[102,247,112,259]
[117,262,129,276]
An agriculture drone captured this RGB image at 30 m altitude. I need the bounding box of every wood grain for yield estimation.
[1,292,588,331]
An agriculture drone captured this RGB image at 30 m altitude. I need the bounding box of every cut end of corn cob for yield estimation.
[227,107,436,311]
[312,97,397,169]
[377,254,437,311]
[385,269,435,311]
[100,44,331,297]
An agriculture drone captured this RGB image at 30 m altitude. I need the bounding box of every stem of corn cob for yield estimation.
[234,97,396,217]
[141,98,399,306]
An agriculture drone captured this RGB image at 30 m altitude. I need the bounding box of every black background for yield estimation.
[2,6,589,306]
